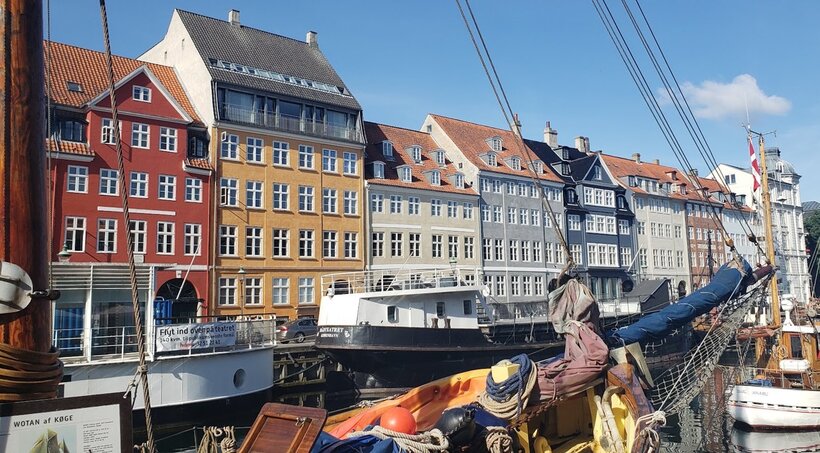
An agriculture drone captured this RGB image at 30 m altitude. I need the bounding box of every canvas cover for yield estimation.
[548,278,600,334]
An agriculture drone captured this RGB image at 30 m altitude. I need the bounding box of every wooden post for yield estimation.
[0,0,52,354]
[758,134,781,327]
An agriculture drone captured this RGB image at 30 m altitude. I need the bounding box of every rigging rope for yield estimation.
[347,426,450,453]
[477,354,538,419]
[97,1,156,451]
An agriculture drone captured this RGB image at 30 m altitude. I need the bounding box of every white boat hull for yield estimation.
[61,347,274,410]
[726,384,820,429]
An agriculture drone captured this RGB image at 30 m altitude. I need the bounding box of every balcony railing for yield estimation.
[220,104,363,143]
[322,267,482,296]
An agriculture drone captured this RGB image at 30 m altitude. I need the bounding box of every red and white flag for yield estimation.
[749,137,761,192]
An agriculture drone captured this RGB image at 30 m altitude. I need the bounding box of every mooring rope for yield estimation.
[0,343,62,402]
[347,426,449,453]
[485,426,514,453]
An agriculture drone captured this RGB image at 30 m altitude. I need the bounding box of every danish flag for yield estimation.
[749,137,761,192]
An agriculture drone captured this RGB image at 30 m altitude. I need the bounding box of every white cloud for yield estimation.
[658,74,791,120]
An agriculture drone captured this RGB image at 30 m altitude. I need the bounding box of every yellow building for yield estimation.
[142,9,366,320]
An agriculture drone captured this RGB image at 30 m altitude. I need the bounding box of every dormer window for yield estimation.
[132,86,151,102]
[487,136,502,152]
[398,166,412,183]
[510,157,521,170]
[562,149,570,160]
[533,161,543,173]
[593,166,602,180]
[382,141,393,158]
[427,170,441,186]
[454,173,465,189]
[486,152,497,167]
[372,162,385,179]
[408,146,422,163]
[561,162,570,176]
[433,150,446,166]
[628,175,637,187]
[679,184,687,195]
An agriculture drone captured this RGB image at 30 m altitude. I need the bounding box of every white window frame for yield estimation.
[64,216,86,252]
[159,127,177,152]
[184,223,201,256]
[132,85,151,102]
[323,231,338,258]
[185,177,202,202]
[322,188,338,214]
[343,190,358,215]
[272,228,290,258]
[158,174,176,201]
[273,183,289,211]
[130,171,148,198]
[343,151,358,175]
[157,221,175,255]
[67,165,88,193]
[219,225,237,257]
[273,141,290,167]
[322,149,337,173]
[298,185,314,212]
[344,232,358,259]
[246,137,264,163]
[299,230,315,258]
[131,123,149,149]
[298,145,314,169]
[298,277,315,305]
[246,180,264,209]
[221,133,239,160]
[96,218,117,253]
[99,168,118,196]
[245,226,263,257]
[272,277,289,306]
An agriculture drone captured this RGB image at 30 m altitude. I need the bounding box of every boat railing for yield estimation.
[734,366,820,389]
[53,315,277,364]
[321,267,482,296]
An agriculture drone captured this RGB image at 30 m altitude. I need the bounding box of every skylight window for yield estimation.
[208,58,350,97]
[66,81,83,93]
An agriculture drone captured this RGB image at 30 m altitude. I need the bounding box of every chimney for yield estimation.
[631,152,641,163]
[306,30,319,48]
[511,113,522,137]
[689,168,699,177]
[653,159,660,165]
[228,9,240,27]
[583,137,590,153]
[543,121,558,148]
[575,136,589,153]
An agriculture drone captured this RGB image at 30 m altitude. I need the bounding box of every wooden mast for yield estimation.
[0,0,52,357]
[758,133,781,327]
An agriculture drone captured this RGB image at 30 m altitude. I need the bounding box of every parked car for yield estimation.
[275,318,318,343]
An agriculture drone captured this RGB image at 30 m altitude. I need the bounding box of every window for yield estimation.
[464,237,474,259]
[568,214,581,231]
[531,210,540,226]
[157,222,175,254]
[244,180,263,209]
[618,219,630,235]
[492,180,501,193]
[322,149,337,172]
[487,153,497,166]
[66,81,83,92]
[58,119,85,142]
[344,232,358,259]
[447,201,458,218]
[545,242,554,263]
[273,183,289,210]
[508,208,517,224]
[219,225,237,256]
[507,182,516,196]
[243,277,263,306]
[519,208,529,225]
[382,141,393,157]
[408,197,420,215]
[639,249,647,267]
[323,231,337,258]
[535,276,544,296]
[463,203,474,220]
[481,205,491,222]
[245,226,262,257]
[64,217,86,252]
[495,275,506,296]
[433,150,446,165]
[101,118,117,144]
[298,186,314,212]
[221,133,238,159]
[373,162,385,179]
[372,232,384,257]
[131,123,149,148]
[391,232,403,257]
[184,223,201,256]
[432,235,443,258]
[521,241,531,262]
[159,127,177,152]
[343,191,358,215]
[674,225,681,238]
[218,278,237,306]
[448,235,458,259]
[246,137,263,163]
[430,199,442,216]
[185,178,202,202]
[429,170,441,185]
[158,175,176,200]
[410,146,422,163]
[96,219,117,253]
[570,244,582,265]
[399,166,411,182]
[494,239,504,261]
[343,152,358,175]
[510,157,521,170]
[67,166,88,193]
[272,141,289,166]
[132,85,151,102]
[298,145,314,169]
[621,247,631,267]
[371,193,384,213]
[593,166,602,180]
[409,233,421,257]
[509,240,519,261]
[390,195,403,214]
[493,206,502,223]
[454,174,464,189]
[323,188,338,214]
[522,276,532,296]
[533,242,542,262]
[125,172,149,199]
[220,178,238,206]
[98,169,118,196]
[271,228,290,258]
[299,230,315,258]
[724,174,736,184]
[298,277,315,305]
[272,278,289,305]
[483,239,492,261]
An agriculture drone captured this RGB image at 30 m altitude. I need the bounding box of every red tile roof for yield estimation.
[46,138,94,157]
[429,114,562,183]
[600,154,689,200]
[184,158,214,172]
[45,41,201,124]
[364,122,477,195]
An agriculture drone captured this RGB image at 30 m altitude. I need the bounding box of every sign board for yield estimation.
[155,321,237,352]
[0,392,131,453]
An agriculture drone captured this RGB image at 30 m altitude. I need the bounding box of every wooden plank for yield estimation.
[240,403,327,453]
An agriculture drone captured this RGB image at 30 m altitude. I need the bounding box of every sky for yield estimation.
[44,1,820,201]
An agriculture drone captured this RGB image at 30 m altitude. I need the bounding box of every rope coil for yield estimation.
[477,354,538,419]
[0,344,62,402]
[347,426,449,453]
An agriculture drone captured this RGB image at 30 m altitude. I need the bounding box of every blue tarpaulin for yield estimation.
[311,431,402,453]
[609,259,752,346]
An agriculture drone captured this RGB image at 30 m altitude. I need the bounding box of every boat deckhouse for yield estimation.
[142,9,366,320]
[46,41,211,356]
[363,122,481,273]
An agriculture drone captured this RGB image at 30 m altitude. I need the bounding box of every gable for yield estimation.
[90,67,191,123]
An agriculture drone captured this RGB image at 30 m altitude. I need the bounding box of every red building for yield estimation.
[46,42,211,345]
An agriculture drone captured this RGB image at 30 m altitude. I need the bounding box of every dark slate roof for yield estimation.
[524,139,573,184]
[568,154,597,181]
[803,200,820,213]
[176,9,361,111]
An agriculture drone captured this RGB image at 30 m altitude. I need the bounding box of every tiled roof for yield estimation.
[45,41,201,124]
[46,138,94,157]
[185,158,214,172]
[429,114,562,183]
[601,154,689,200]
[364,122,476,195]
[176,9,361,111]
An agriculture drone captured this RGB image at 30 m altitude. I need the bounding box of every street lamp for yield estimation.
[57,243,71,263]
[237,267,246,318]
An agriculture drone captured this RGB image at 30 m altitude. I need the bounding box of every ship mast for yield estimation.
[754,131,781,327]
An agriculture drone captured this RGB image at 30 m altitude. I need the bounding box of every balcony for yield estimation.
[220,104,364,144]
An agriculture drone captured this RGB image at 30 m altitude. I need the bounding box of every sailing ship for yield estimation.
[725,133,820,429]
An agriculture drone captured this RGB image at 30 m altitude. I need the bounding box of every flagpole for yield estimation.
[750,129,781,328]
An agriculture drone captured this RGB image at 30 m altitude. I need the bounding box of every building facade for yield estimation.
[681,174,727,290]
[142,9,366,320]
[364,122,480,272]
[47,42,211,352]
[602,153,691,296]
[424,114,566,308]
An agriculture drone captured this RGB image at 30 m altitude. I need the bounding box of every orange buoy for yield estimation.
[379,406,417,434]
